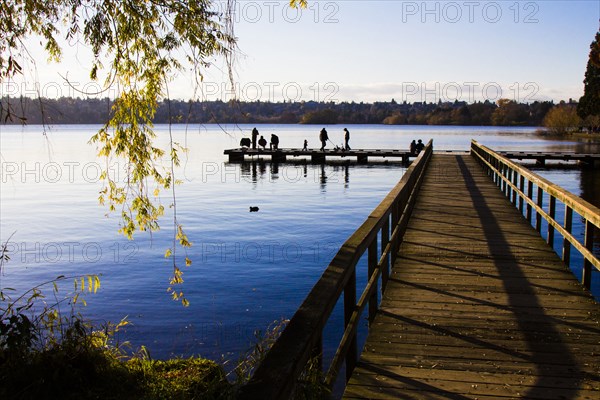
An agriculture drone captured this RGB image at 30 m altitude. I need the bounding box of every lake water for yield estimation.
[1,124,599,373]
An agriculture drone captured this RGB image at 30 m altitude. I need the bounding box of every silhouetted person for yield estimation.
[319,128,328,151]
[270,134,279,150]
[415,139,424,154]
[258,135,267,149]
[409,140,416,155]
[344,128,351,150]
[303,139,308,151]
[251,127,259,149]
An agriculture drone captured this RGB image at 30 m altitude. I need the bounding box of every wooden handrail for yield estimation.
[238,140,433,399]
[471,140,600,289]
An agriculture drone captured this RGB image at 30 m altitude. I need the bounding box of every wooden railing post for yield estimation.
[507,167,511,197]
[526,181,533,223]
[509,169,516,204]
[368,241,378,324]
[512,169,518,205]
[562,206,573,267]
[487,152,494,181]
[344,270,357,382]
[547,196,556,246]
[381,218,390,291]
[391,201,399,266]
[583,220,594,290]
[501,164,507,194]
[519,175,525,214]
[536,187,543,233]
[496,161,500,186]
[495,158,501,186]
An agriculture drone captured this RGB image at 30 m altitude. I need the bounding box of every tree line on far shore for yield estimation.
[0,95,591,134]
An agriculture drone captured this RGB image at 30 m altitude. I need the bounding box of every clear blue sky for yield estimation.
[5,0,600,103]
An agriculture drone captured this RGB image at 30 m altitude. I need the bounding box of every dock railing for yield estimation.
[238,140,433,399]
[471,140,600,290]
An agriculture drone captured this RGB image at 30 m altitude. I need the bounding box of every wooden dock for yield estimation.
[496,150,600,167]
[343,154,600,399]
[225,148,600,168]
[223,147,415,164]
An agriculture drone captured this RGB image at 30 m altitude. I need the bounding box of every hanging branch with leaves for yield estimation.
[1,0,236,305]
[0,1,309,305]
[86,1,238,306]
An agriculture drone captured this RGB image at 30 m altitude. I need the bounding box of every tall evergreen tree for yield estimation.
[577,31,600,122]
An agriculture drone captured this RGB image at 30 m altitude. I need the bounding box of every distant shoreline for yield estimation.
[1,96,562,127]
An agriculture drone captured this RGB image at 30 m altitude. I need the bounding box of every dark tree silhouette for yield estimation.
[577,31,600,128]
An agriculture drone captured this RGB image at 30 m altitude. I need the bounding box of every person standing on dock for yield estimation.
[303,139,308,151]
[344,128,351,150]
[270,134,279,150]
[319,128,328,151]
[252,127,259,149]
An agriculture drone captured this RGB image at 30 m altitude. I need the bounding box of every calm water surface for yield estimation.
[1,124,599,368]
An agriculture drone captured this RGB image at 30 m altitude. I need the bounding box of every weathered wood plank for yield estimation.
[343,154,600,399]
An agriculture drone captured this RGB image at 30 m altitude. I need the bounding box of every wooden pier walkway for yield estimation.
[343,154,600,399]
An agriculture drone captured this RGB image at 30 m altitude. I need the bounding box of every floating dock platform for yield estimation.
[224,147,416,164]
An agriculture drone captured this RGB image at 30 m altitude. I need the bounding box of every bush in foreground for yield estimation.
[0,317,232,400]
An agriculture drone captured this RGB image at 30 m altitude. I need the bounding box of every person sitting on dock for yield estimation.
[270,134,279,150]
[415,139,425,154]
[319,128,328,151]
[344,128,351,150]
[303,139,308,151]
[240,138,251,148]
[252,127,259,149]
[409,140,416,155]
[258,135,267,150]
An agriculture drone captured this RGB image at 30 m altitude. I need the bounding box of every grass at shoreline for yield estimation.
[0,316,330,399]
[1,334,233,399]
[0,304,327,400]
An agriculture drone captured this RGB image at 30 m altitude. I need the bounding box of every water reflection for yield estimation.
[344,164,350,189]
[236,160,353,192]
[316,164,325,191]
[574,140,600,153]
[239,160,269,183]
[539,140,600,154]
